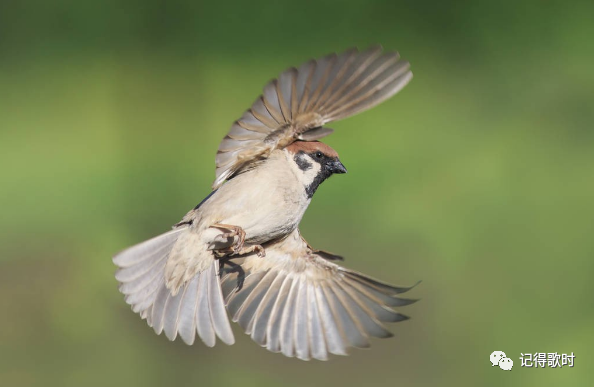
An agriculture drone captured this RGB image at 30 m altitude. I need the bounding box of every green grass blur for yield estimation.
[1,1,592,386]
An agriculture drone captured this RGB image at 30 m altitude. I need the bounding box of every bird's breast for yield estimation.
[197,165,310,245]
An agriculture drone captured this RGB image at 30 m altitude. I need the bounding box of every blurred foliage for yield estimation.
[0,0,593,386]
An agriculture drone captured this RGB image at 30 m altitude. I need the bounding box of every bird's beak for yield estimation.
[329,159,347,174]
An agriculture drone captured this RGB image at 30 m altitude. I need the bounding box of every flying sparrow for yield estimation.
[113,46,416,360]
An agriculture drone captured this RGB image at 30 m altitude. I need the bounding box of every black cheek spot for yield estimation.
[294,152,312,171]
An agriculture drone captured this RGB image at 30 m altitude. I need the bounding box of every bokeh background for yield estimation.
[1,0,593,386]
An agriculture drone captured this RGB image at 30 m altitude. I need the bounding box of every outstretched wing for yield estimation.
[214,46,412,188]
[220,229,418,361]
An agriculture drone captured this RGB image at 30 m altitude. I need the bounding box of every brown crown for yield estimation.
[285,141,339,159]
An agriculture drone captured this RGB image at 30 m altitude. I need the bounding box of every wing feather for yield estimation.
[294,280,310,360]
[322,284,370,348]
[296,60,317,114]
[279,277,300,357]
[312,48,358,111]
[227,123,265,140]
[213,46,412,188]
[315,284,348,356]
[234,270,277,332]
[307,284,328,360]
[237,111,272,133]
[262,82,285,123]
[275,75,293,121]
[222,229,417,360]
[265,276,293,353]
[251,98,280,128]
[249,272,287,345]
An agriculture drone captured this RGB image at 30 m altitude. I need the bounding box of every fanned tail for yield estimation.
[113,228,234,346]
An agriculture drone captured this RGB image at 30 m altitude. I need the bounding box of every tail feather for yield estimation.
[195,267,216,346]
[207,263,235,345]
[176,274,200,345]
[113,229,183,268]
[113,228,235,346]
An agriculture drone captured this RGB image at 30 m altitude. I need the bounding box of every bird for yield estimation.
[113,45,417,360]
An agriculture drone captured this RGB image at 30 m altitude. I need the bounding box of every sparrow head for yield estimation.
[286,141,347,198]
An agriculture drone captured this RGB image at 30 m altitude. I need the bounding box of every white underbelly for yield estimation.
[198,153,310,245]
[221,198,306,244]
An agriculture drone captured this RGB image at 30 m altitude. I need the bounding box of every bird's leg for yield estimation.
[210,224,265,257]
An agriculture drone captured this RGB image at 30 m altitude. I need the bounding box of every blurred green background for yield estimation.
[1,0,593,386]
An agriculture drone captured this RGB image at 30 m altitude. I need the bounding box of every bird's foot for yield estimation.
[210,224,265,257]
[211,223,248,255]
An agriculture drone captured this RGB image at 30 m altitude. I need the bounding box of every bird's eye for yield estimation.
[315,151,323,159]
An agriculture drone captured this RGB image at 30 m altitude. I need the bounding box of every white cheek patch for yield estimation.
[291,153,321,187]
[302,158,321,186]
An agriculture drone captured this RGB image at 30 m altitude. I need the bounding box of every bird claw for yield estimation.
[210,223,264,257]
[246,245,266,258]
[228,243,266,258]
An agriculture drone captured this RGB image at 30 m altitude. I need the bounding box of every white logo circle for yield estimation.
[499,357,513,371]
[490,351,506,367]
